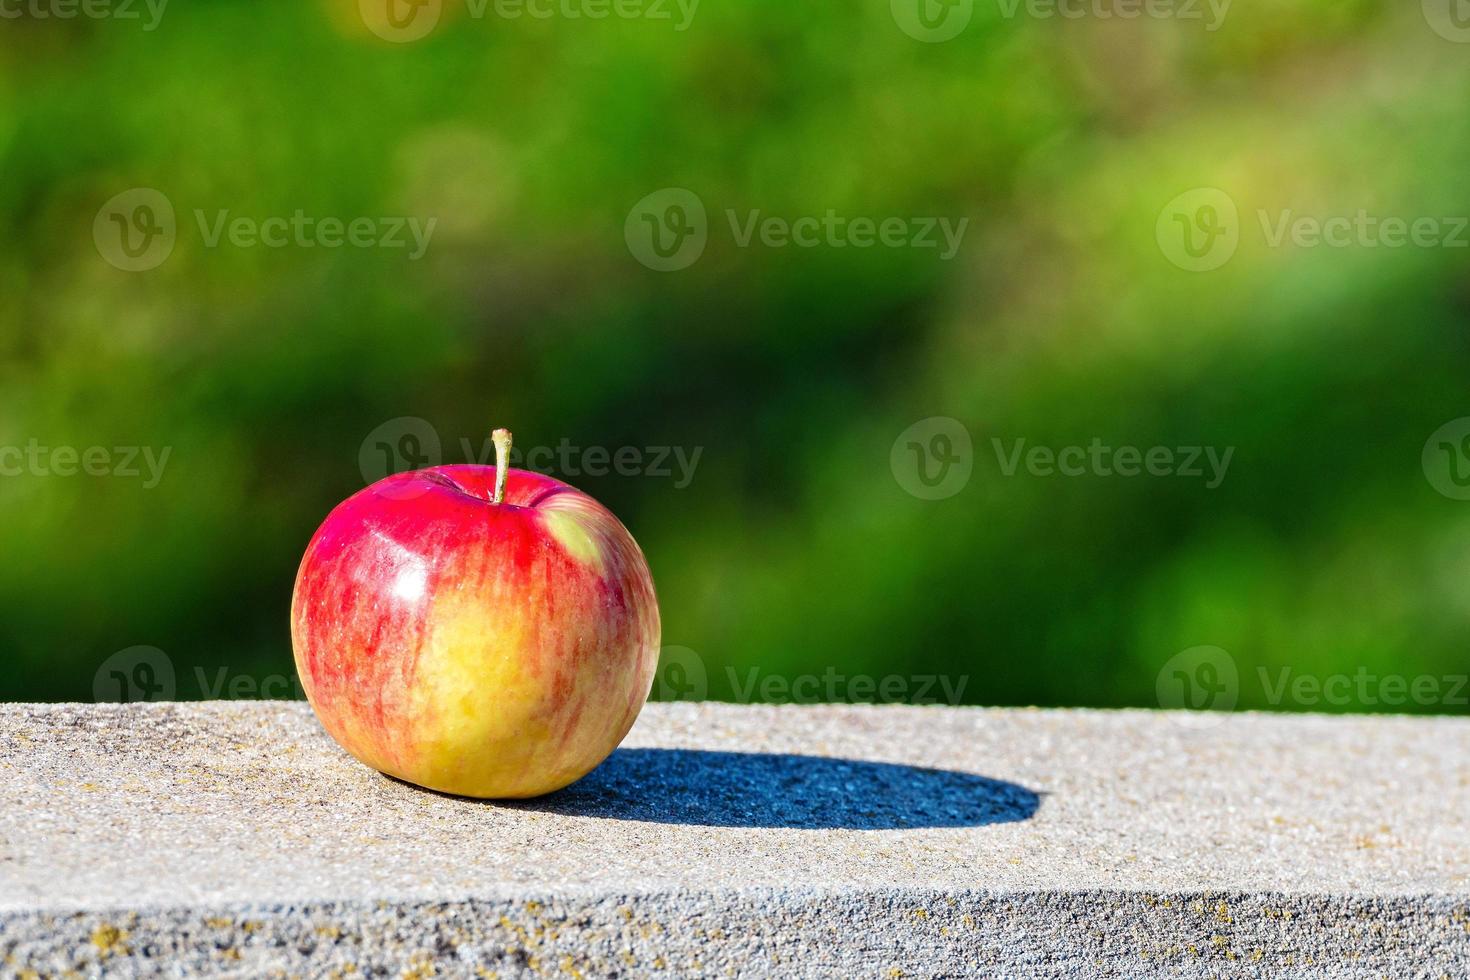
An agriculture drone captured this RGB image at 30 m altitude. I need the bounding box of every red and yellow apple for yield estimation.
[291,429,660,798]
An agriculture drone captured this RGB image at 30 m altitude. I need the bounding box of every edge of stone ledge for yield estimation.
[6,884,1470,918]
[4,886,1468,979]
[7,700,1470,726]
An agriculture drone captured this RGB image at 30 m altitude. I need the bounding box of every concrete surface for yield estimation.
[0,701,1467,978]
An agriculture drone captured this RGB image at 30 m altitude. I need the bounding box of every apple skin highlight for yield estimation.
[290,462,660,799]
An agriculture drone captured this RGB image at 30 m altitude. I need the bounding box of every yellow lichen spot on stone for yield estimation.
[317,925,342,940]
[90,923,129,957]
[961,915,975,929]
[619,949,637,968]
[205,917,232,929]
[910,908,928,919]
[525,901,544,916]
[886,969,904,978]
[219,947,241,961]
[618,907,633,922]
[1215,902,1232,923]
[652,957,666,970]
[558,954,584,979]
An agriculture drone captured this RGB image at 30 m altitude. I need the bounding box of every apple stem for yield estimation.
[492,428,513,504]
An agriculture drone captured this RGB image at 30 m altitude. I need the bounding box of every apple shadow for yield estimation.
[504,748,1040,830]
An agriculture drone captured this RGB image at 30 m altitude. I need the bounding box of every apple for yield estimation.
[291,428,660,798]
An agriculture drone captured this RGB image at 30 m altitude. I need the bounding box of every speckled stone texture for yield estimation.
[1,701,1467,978]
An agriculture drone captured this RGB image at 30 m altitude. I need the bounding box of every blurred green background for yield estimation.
[3,0,1469,713]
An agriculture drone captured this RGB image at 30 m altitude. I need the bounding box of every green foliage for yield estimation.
[2,0,1468,713]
